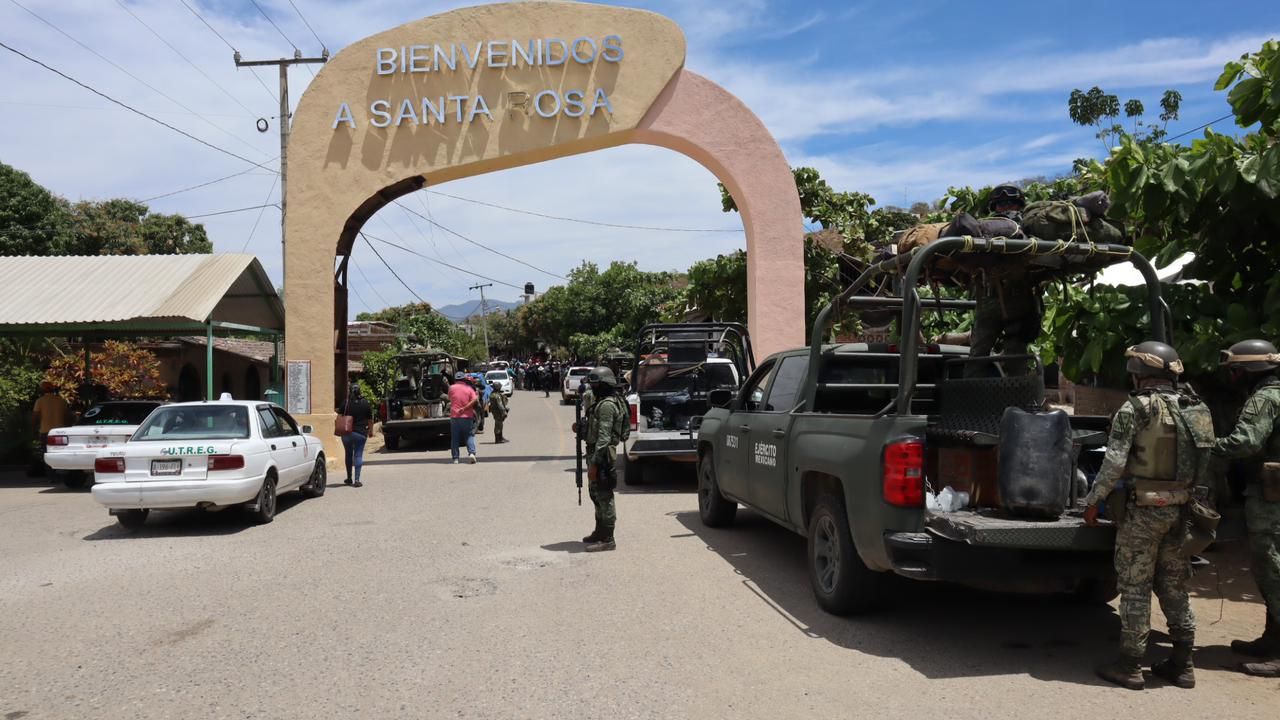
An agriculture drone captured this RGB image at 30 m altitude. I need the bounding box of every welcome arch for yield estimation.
[285,1,804,451]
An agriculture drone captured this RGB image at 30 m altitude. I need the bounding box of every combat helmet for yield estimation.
[587,366,618,387]
[1124,341,1184,379]
[1219,339,1280,373]
[988,184,1026,212]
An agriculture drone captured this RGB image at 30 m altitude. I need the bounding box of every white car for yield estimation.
[44,401,165,489]
[90,397,327,529]
[561,366,593,404]
[485,370,514,397]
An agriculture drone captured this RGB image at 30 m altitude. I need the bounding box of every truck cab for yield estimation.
[695,236,1169,614]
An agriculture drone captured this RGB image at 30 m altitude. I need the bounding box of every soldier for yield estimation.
[1083,341,1214,690]
[965,185,1042,378]
[1213,339,1280,678]
[487,386,509,444]
[580,367,627,552]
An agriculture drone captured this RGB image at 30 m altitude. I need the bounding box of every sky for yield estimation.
[0,0,1274,316]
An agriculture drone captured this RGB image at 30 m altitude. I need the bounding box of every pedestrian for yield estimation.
[580,367,628,552]
[31,381,71,477]
[341,385,373,487]
[488,387,509,443]
[1213,339,1280,678]
[474,374,492,433]
[1083,341,1214,690]
[542,367,552,398]
[448,372,478,464]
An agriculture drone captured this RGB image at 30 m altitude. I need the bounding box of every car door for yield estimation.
[271,407,310,487]
[256,406,299,488]
[747,355,808,521]
[716,359,777,502]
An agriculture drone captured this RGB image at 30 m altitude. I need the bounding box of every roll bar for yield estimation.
[804,237,1170,417]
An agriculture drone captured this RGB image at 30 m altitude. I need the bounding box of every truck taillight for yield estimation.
[94,457,125,473]
[882,438,924,508]
[379,401,388,421]
[208,455,245,471]
[628,401,638,431]
[46,435,69,446]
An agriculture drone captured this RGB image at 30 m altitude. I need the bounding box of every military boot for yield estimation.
[1241,659,1280,678]
[1231,614,1279,658]
[586,529,616,552]
[1152,641,1195,688]
[582,521,604,544]
[1095,655,1145,690]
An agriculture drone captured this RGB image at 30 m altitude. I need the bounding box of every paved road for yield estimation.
[2,390,1276,719]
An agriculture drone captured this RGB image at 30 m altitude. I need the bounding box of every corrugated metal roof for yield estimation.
[0,254,283,332]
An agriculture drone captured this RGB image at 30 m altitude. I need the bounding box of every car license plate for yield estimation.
[87,441,108,448]
[150,459,182,476]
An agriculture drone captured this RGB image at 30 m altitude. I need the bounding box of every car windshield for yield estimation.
[569,368,590,377]
[75,402,161,426]
[132,406,251,441]
[486,371,507,381]
[635,363,738,393]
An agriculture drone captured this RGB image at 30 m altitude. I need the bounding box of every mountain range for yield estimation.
[435,299,522,321]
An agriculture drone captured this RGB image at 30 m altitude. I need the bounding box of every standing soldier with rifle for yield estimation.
[574,367,628,552]
[1214,339,1280,678]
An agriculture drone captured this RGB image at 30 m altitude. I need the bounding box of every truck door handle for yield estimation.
[270,444,277,450]
[772,429,786,438]
[739,425,751,432]
[292,441,298,447]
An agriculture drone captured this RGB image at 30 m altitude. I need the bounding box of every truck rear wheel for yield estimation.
[384,432,400,451]
[807,494,889,615]
[697,453,736,527]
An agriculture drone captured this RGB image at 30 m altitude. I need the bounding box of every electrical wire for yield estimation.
[4,0,267,159]
[286,0,327,52]
[394,200,566,280]
[113,0,260,119]
[141,158,280,203]
[250,0,299,52]
[186,203,280,219]
[0,41,277,172]
[361,233,428,304]
[414,190,478,274]
[362,232,524,291]
[424,188,744,233]
[1165,113,1235,143]
[178,0,278,103]
[240,174,280,251]
[350,256,391,308]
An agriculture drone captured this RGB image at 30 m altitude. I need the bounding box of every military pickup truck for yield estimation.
[695,237,1169,615]
[379,351,466,451]
[623,323,753,482]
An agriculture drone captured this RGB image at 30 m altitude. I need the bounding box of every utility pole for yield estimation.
[233,49,328,286]
[470,283,493,362]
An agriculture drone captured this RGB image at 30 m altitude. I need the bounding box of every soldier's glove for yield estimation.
[1083,504,1100,527]
[571,422,579,434]
[587,463,599,484]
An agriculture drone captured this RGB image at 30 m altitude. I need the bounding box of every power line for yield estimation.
[350,256,391,308]
[186,203,280,219]
[361,233,427,304]
[394,199,565,280]
[240,174,280,252]
[286,0,327,53]
[113,0,260,119]
[362,231,525,291]
[4,0,267,159]
[425,188,744,233]
[0,41,277,172]
[413,190,479,275]
[141,157,279,203]
[1165,113,1235,143]
[177,0,278,103]
[250,0,299,52]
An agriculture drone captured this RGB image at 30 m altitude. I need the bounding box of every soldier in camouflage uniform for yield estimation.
[1083,341,1215,690]
[1214,339,1280,678]
[966,185,1042,377]
[580,367,627,552]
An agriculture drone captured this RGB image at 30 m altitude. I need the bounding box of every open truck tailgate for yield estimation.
[925,509,1116,551]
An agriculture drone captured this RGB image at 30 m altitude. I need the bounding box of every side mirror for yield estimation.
[301,425,314,434]
[708,389,733,408]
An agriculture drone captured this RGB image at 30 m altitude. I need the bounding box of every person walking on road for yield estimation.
[580,367,628,552]
[448,372,479,464]
[1083,342,1214,690]
[1214,339,1280,678]
[488,387,509,444]
[341,386,374,487]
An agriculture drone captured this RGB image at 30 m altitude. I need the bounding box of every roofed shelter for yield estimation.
[0,254,284,400]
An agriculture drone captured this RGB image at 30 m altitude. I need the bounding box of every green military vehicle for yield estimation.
[379,350,466,451]
[695,237,1168,614]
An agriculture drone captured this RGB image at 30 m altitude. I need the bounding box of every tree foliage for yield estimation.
[43,341,166,404]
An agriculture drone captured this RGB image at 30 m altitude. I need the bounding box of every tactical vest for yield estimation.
[586,395,628,446]
[1125,389,1214,505]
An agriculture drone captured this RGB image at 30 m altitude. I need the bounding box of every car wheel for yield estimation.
[301,458,326,498]
[63,470,90,489]
[384,433,399,451]
[697,453,737,527]
[249,474,277,524]
[807,494,889,615]
[116,509,149,529]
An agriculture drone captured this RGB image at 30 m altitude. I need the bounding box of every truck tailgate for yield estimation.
[925,509,1115,551]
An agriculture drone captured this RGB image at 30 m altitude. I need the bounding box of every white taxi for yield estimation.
[44,400,164,489]
[90,397,327,529]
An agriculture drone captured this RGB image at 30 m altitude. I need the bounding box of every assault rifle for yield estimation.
[574,397,583,505]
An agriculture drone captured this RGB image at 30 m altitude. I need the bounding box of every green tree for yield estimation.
[0,162,71,255]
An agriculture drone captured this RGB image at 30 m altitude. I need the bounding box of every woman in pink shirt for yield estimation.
[448,372,479,463]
